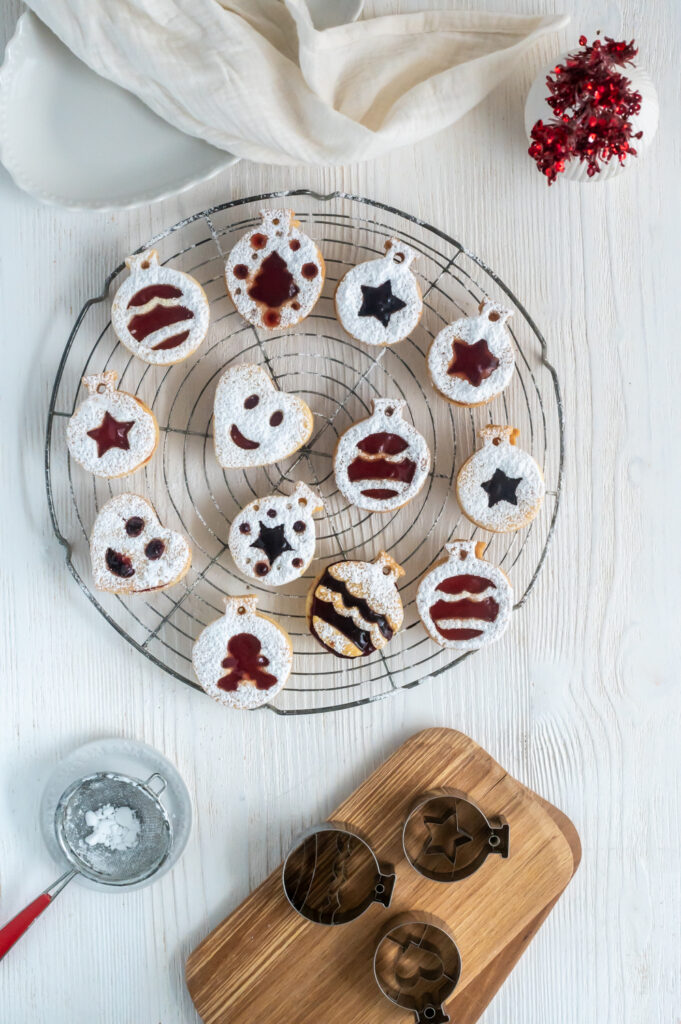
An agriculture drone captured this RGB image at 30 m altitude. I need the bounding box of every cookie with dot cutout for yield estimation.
[66,371,158,479]
[192,595,293,709]
[456,425,545,532]
[225,209,325,330]
[111,249,210,365]
[307,551,404,659]
[229,482,323,585]
[334,238,422,346]
[428,300,515,406]
[417,540,513,651]
[213,363,314,469]
[90,494,191,593]
[334,398,431,513]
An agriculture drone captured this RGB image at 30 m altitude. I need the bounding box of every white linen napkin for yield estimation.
[26,0,568,165]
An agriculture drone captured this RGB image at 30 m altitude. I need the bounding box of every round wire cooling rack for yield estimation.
[45,190,563,716]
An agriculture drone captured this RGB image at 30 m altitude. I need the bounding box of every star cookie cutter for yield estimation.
[402,790,509,884]
[282,822,395,926]
[374,915,461,1024]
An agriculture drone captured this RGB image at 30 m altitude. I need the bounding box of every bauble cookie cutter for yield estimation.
[374,916,461,1024]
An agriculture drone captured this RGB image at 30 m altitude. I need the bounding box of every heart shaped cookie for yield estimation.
[213,364,313,469]
[90,493,191,593]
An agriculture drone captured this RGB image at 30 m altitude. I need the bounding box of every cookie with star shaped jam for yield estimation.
[66,372,158,479]
[428,301,515,406]
[334,238,422,346]
[456,425,545,533]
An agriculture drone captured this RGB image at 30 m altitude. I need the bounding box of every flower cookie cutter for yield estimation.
[374,916,462,1024]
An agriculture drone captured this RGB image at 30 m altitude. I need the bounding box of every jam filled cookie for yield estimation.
[307,551,404,659]
[428,301,515,406]
[192,595,293,710]
[229,482,323,585]
[214,364,313,469]
[417,540,513,651]
[225,209,324,330]
[111,250,209,365]
[66,371,158,479]
[456,425,545,533]
[334,239,422,346]
[334,399,431,513]
[90,494,191,593]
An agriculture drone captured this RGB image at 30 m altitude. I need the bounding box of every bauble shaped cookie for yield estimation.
[428,301,515,406]
[334,238,422,346]
[456,425,545,533]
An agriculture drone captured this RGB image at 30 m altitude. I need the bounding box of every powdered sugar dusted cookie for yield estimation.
[66,371,158,479]
[334,399,431,513]
[192,595,293,709]
[428,301,515,406]
[417,540,513,651]
[90,494,191,593]
[111,249,209,365]
[225,209,324,330]
[307,551,404,659]
[214,364,313,469]
[334,239,422,346]
[456,425,545,533]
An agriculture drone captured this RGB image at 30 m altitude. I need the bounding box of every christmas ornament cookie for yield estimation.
[417,540,513,651]
[90,494,191,594]
[111,249,209,365]
[307,551,404,659]
[427,301,515,406]
[66,371,158,478]
[192,595,293,709]
[213,364,313,469]
[456,425,545,533]
[334,399,431,513]
[335,238,422,346]
[224,209,324,330]
[228,482,324,585]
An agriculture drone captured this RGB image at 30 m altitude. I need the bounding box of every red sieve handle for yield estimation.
[0,871,76,959]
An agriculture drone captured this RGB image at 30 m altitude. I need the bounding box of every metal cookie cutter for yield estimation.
[282,822,395,926]
[374,917,461,1024]
[403,790,509,884]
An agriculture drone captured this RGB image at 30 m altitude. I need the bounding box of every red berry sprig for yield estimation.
[528,35,644,184]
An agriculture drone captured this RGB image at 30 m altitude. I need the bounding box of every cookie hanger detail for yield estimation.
[66,371,158,479]
[374,918,462,1024]
[192,595,293,710]
[428,300,515,406]
[456,425,545,533]
[334,398,431,513]
[335,238,423,346]
[225,209,325,330]
[111,249,210,365]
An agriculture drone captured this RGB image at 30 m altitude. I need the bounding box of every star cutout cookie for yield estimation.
[86,411,135,458]
[358,280,407,328]
[250,521,293,566]
[448,338,500,387]
[481,467,522,507]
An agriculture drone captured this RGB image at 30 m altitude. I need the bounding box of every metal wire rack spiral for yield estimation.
[45,190,563,715]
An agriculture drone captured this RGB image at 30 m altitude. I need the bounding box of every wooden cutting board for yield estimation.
[186,728,580,1023]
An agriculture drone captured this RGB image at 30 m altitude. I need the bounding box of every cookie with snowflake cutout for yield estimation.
[66,371,158,478]
[334,238,422,346]
[457,425,545,533]
[111,249,210,365]
[417,540,513,651]
[229,482,324,585]
[213,363,313,469]
[428,301,515,406]
[225,209,325,330]
[192,595,293,709]
[307,551,404,659]
[90,494,191,593]
[334,399,431,513]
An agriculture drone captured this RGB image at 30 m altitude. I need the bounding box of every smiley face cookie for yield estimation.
[456,425,545,533]
[225,209,325,330]
[111,250,209,365]
[192,595,293,709]
[66,371,158,478]
[90,494,191,593]
[428,301,515,406]
[229,482,323,585]
[334,399,431,513]
[334,239,422,346]
[417,540,513,651]
[307,551,404,659]
[213,364,313,469]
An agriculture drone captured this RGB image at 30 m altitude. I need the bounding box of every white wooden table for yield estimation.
[1,2,679,1022]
